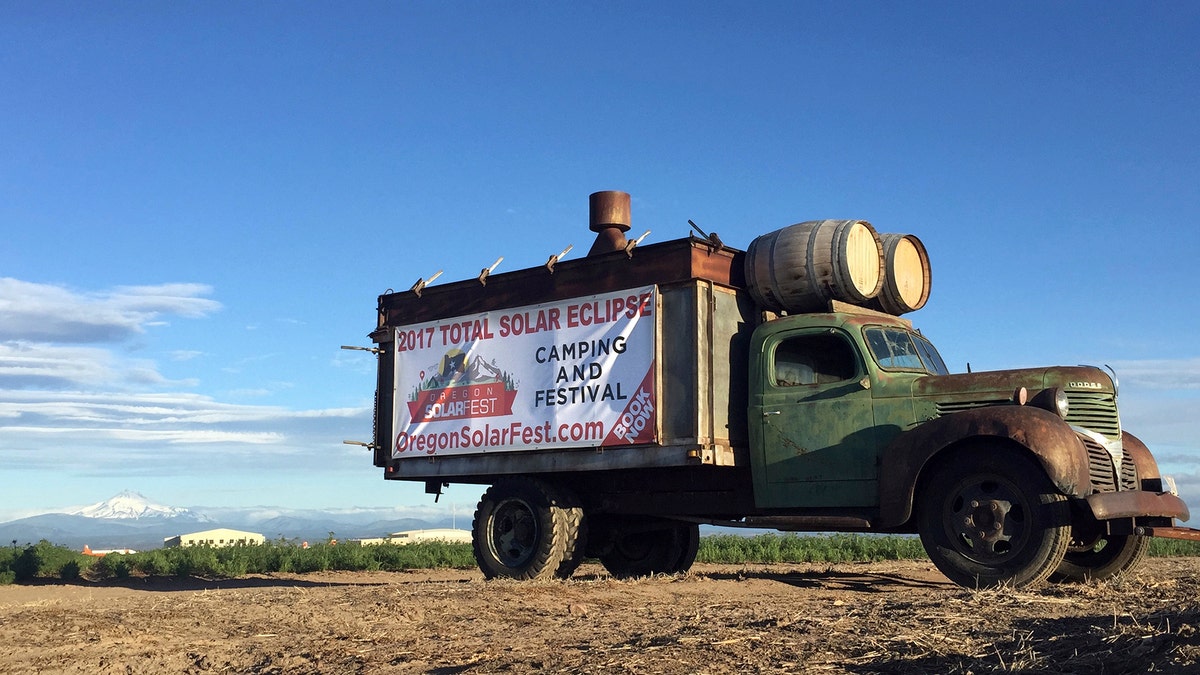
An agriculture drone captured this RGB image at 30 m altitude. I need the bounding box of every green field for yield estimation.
[3,534,1198,584]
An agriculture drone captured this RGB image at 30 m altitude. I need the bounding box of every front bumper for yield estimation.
[1085,490,1191,522]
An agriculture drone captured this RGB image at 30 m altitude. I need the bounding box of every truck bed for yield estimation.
[371,237,760,482]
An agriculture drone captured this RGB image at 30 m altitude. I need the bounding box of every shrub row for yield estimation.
[2,534,1198,584]
[0,538,475,583]
[696,533,1200,564]
[697,533,929,564]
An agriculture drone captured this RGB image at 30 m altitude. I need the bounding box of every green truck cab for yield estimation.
[747,309,1189,586]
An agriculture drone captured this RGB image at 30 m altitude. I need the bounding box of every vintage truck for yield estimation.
[350,190,1195,588]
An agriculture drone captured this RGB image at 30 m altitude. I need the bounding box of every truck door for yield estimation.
[750,328,878,508]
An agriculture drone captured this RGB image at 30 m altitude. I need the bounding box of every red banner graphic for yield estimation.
[408,382,518,423]
[603,364,656,445]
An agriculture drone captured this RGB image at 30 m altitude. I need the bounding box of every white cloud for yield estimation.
[0,277,371,484]
[226,388,273,398]
[0,279,220,392]
[107,283,222,318]
[7,424,283,445]
[0,389,371,474]
[1119,396,1200,449]
[1110,358,1200,391]
[0,342,195,391]
[0,278,221,344]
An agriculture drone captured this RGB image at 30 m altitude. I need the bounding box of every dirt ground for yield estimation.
[1,558,1199,675]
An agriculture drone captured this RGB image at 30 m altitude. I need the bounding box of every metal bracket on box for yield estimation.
[688,219,725,252]
[340,345,382,355]
[478,257,503,285]
[410,270,443,297]
[545,244,573,274]
[624,230,651,258]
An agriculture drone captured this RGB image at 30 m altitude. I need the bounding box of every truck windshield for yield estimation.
[865,327,949,375]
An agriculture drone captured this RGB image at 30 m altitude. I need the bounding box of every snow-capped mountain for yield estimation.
[68,490,213,522]
[0,491,445,550]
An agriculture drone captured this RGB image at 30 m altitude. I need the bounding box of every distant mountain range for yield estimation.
[0,491,447,551]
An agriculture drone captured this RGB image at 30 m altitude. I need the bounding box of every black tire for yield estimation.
[554,486,588,580]
[917,448,1071,588]
[599,523,696,578]
[599,528,678,578]
[472,477,579,580]
[1051,533,1150,583]
[670,523,700,574]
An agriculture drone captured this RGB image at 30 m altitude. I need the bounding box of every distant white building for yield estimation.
[354,528,472,546]
[164,528,265,548]
[82,545,137,557]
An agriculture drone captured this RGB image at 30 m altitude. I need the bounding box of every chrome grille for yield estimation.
[1080,437,1136,494]
[1120,448,1138,491]
[1081,434,1118,493]
[1065,391,1120,440]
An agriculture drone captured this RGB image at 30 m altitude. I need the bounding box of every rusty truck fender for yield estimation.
[1121,430,1160,486]
[877,405,1090,529]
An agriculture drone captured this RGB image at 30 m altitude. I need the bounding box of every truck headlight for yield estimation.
[1032,387,1070,419]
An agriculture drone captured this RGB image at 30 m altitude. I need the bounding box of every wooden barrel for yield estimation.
[866,233,931,315]
[744,220,884,313]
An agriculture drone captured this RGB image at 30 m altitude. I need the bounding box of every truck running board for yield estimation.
[744,516,874,531]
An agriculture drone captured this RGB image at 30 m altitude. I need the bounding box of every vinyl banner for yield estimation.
[392,286,657,457]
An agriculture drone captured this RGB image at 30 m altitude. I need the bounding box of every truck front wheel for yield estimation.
[472,477,579,580]
[1051,533,1150,583]
[917,449,1071,588]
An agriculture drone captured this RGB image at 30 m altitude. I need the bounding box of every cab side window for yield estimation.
[774,333,857,387]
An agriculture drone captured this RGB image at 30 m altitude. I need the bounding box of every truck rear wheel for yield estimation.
[472,477,581,580]
[555,490,587,579]
[1051,533,1150,583]
[917,449,1071,588]
[599,523,698,578]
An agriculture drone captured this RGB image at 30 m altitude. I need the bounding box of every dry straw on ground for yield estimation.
[1,558,1197,674]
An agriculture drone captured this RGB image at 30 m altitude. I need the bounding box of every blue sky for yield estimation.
[2,2,1198,522]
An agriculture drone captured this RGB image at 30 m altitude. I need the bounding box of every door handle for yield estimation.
[762,410,781,418]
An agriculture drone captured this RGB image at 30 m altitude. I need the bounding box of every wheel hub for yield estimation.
[964,499,1010,545]
[491,499,537,567]
[947,478,1027,562]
